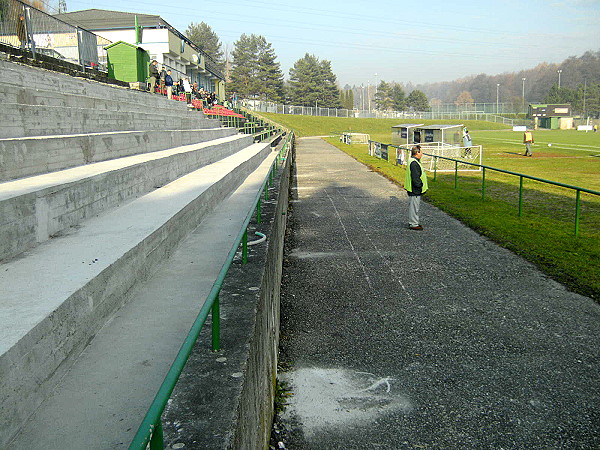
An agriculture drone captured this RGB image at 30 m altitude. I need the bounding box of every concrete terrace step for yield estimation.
[0,142,274,447]
[0,127,236,181]
[0,59,187,112]
[0,133,254,261]
[0,82,194,115]
[0,102,219,138]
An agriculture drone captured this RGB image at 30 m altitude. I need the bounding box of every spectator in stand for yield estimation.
[182,77,192,104]
[165,70,174,99]
[192,82,199,99]
[159,66,166,95]
[148,60,160,93]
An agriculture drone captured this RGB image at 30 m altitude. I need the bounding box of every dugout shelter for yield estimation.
[391,124,424,146]
[413,124,463,145]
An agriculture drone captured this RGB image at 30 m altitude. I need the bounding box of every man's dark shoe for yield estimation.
[409,225,423,230]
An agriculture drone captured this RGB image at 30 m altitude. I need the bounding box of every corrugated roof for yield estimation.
[416,125,463,130]
[54,9,166,31]
[392,124,424,128]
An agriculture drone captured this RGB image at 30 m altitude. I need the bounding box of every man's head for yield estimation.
[411,145,422,159]
[167,70,171,75]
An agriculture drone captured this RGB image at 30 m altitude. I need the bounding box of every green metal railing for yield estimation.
[429,154,600,237]
[129,132,294,449]
[204,107,282,143]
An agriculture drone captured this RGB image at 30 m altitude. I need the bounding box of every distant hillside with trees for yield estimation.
[417,50,599,103]
[351,51,600,116]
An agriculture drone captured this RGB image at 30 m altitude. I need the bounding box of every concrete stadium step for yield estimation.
[0,133,254,261]
[0,59,189,113]
[0,102,220,138]
[0,127,237,181]
[0,142,275,447]
[0,81,197,115]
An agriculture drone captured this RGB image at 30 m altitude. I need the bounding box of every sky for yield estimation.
[55,0,599,87]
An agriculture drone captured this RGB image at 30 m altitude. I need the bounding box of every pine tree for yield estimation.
[406,90,430,111]
[255,36,285,102]
[185,22,224,71]
[391,84,406,111]
[228,34,284,101]
[288,54,341,108]
[374,81,394,110]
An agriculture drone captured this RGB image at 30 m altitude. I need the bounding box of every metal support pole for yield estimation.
[257,198,262,224]
[211,294,220,351]
[482,167,486,200]
[574,190,581,237]
[149,420,164,450]
[242,230,248,264]
[24,7,36,57]
[518,176,524,217]
[454,161,458,189]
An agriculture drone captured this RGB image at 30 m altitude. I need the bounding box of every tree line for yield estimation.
[186,22,599,116]
[186,23,342,108]
[411,50,600,116]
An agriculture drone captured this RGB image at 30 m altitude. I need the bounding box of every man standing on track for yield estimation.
[405,145,428,230]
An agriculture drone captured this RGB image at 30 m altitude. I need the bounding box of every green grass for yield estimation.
[264,113,600,301]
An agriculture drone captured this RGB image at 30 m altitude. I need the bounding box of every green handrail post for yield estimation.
[482,167,486,200]
[518,176,524,217]
[242,229,248,264]
[265,184,269,202]
[211,293,220,351]
[257,198,262,224]
[575,189,581,237]
[149,420,164,450]
[454,160,458,189]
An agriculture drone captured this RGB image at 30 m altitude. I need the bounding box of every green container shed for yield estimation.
[106,41,150,83]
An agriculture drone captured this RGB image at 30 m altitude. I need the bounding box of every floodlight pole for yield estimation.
[374,73,378,112]
[361,84,364,111]
[522,78,526,113]
[557,69,562,88]
[496,84,500,114]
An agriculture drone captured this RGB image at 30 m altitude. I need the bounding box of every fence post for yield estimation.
[454,161,458,189]
[482,167,486,200]
[518,176,524,217]
[242,230,248,264]
[575,190,581,237]
[76,28,85,72]
[256,198,262,224]
[149,420,164,450]
[211,294,220,351]
[24,7,36,57]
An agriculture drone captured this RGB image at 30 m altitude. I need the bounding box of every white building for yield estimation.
[55,9,225,98]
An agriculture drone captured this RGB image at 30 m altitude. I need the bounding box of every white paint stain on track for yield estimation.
[281,367,412,437]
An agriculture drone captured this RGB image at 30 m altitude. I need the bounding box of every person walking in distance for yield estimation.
[405,145,428,230]
[523,130,534,156]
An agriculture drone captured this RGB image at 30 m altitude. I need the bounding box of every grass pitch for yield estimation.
[263,113,600,300]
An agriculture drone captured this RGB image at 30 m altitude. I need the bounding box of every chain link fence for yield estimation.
[241,99,523,126]
[0,0,109,71]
